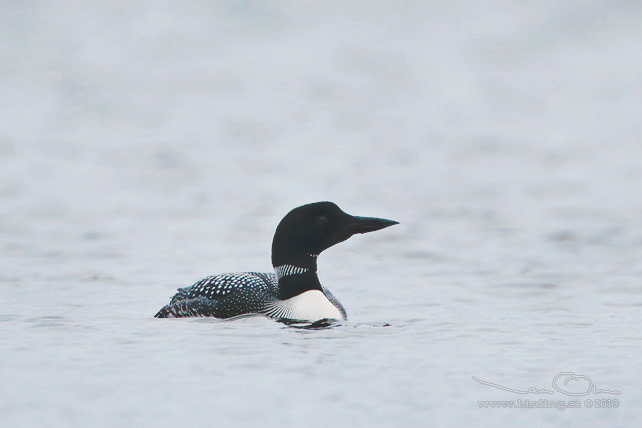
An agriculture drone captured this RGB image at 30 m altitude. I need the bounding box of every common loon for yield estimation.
[154,202,398,323]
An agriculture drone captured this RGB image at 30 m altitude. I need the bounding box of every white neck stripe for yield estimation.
[274,264,309,280]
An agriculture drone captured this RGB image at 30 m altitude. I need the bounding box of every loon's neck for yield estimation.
[273,253,321,300]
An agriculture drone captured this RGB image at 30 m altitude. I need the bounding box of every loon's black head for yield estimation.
[271,201,398,267]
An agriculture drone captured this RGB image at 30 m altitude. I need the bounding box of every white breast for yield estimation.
[266,290,346,322]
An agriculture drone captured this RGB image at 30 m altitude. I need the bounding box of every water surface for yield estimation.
[1,1,641,426]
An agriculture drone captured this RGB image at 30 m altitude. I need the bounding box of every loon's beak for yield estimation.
[340,215,399,234]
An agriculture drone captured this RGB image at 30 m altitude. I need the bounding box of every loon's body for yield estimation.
[154,272,346,321]
[155,202,397,323]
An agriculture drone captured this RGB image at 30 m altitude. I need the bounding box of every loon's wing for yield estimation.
[154,273,279,319]
[155,295,219,318]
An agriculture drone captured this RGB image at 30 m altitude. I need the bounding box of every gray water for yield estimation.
[1,1,641,427]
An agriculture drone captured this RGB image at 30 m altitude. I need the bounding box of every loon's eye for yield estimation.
[315,215,329,226]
